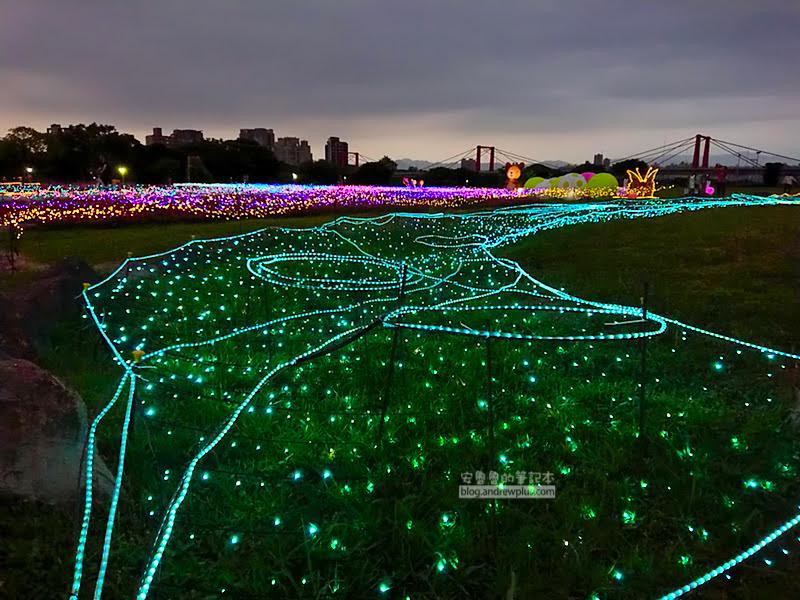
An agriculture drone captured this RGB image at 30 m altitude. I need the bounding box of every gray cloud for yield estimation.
[1,0,798,162]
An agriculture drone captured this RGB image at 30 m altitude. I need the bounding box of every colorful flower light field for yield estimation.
[71,194,800,599]
[0,183,626,239]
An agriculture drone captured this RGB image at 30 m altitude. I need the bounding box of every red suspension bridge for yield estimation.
[387,135,800,182]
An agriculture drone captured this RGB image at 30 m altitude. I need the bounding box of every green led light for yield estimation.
[622,510,636,524]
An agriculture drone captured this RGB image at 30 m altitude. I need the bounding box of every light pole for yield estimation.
[292,172,298,182]
[25,167,33,182]
[118,166,128,186]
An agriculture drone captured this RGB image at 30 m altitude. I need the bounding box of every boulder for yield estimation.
[0,256,99,358]
[0,358,114,505]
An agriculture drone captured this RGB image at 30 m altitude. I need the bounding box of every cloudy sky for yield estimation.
[2,0,799,164]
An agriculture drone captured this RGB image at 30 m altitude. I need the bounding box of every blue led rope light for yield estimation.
[251,252,414,291]
[656,511,800,599]
[93,375,137,600]
[512,259,800,361]
[141,293,396,362]
[661,318,800,361]
[383,303,667,341]
[135,326,364,600]
[75,194,798,600]
[415,233,489,248]
[69,373,132,600]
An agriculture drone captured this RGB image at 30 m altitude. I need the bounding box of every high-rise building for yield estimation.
[145,127,204,147]
[460,158,477,171]
[239,128,275,149]
[275,137,313,165]
[47,123,62,136]
[145,127,168,146]
[603,157,611,169]
[593,153,604,166]
[169,129,204,146]
[298,140,312,164]
[325,137,349,166]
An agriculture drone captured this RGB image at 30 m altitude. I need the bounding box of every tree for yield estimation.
[352,160,393,185]
[0,140,28,180]
[174,139,280,183]
[422,167,460,186]
[297,160,340,184]
[763,162,783,187]
[1,127,47,179]
[610,159,649,181]
[521,163,556,180]
[133,144,184,184]
[378,156,397,172]
[4,126,47,155]
[572,161,607,174]
[44,123,140,182]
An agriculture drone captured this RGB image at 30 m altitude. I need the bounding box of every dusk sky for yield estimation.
[2,0,799,164]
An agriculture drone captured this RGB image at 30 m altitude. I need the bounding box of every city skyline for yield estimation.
[2,1,799,164]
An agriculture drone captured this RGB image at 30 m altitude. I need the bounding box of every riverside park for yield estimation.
[1,182,800,600]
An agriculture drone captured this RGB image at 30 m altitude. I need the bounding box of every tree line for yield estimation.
[0,123,656,187]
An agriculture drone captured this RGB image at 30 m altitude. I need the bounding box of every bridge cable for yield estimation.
[648,140,698,166]
[712,139,800,165]
[611,136,696,163]
[709,140,761,167]
[425,147,480,171]
[494,148,564,170]
[613,138,697,164]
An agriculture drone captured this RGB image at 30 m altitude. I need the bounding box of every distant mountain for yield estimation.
[539,160,573,169]
[395,158,436,171]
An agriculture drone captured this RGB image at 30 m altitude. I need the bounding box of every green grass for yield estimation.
[500,205,800,352]
[12,215,337,268]
[3,200,800,600]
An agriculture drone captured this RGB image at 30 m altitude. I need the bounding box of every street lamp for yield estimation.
[292,172,298,182]
[118,166,128,186]
[25,167,33,182]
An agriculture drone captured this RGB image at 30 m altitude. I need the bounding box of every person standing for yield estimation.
[715,165,727,197]
[782,173,796,194]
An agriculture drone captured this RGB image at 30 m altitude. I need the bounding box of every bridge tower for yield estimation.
[691,134,711,169]
[476,145,495,173]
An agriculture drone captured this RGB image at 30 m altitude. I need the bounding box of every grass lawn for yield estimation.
[9,215,342,269]
[2,199,800,600]
[500,205,800,353]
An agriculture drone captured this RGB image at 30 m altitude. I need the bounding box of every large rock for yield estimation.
[0,256,99,358]
[0,358,114,505]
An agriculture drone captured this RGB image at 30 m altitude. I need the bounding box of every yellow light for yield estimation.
[626,166,659,198]
[118,166,128,176]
